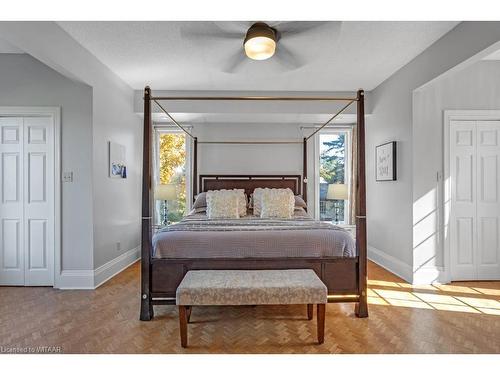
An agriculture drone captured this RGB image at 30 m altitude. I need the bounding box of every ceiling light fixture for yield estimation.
[244,22,277,61]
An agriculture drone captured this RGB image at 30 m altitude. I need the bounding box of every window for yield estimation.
[318,131,350,223]
[156,130,189,223]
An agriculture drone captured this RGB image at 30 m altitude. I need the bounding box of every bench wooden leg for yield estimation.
[186,306,192,323]
[317,304,325,344]
[179,306,188,348]
[307,304,313,320]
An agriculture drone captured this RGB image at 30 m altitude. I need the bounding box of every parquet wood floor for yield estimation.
[1,261,499,353]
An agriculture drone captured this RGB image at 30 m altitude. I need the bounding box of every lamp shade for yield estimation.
[154,184,177,201]
[244,36,276,60]
[327,184,348,200]
[244,22,277,61]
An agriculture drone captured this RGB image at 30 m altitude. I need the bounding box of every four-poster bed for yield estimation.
[140,87,367,321]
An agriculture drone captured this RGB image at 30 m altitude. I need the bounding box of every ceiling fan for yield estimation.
[180,21,335,73]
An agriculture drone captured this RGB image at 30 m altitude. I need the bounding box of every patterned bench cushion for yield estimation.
[176,269,327,306]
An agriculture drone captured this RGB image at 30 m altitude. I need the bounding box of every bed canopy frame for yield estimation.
[140,86,367,321]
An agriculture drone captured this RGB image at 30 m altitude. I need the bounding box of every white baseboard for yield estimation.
[56,246,140,290]
[368,245,413,283]
[94,246,140,288]
[57,270,94,289]
[413,266,447,285]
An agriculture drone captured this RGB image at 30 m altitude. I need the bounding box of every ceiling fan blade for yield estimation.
[274,44,304,70]
[222,49,247,73]
[275,21,332,38]
[213,21,252,34]
[180,22,242,42]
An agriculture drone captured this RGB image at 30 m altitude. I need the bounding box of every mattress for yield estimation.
[152,210,356,259]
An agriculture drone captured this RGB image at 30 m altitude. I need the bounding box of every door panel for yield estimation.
[450,120,500,281]
[0,117,24,285]
[0,115,54,286]
[28,152,47,203]
[28,219,47,269]
[456,217,474,264]
[478,217,498,264]
[24,116,54,286]
[2,153,20,202]
[476,121,500,280]
[450,121,476,280]
[2,219,21,268]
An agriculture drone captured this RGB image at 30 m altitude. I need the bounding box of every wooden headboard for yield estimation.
[199,175,302,199]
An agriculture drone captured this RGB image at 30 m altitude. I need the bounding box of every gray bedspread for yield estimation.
[153,211,356,259]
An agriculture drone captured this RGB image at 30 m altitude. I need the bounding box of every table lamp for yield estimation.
[327,183,348,224]
[154,184,177,225]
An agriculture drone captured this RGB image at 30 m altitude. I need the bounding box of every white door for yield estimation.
[450,120,500,281]
[0,116,54,286]
[476,121,500,279]
[0,117,25,285]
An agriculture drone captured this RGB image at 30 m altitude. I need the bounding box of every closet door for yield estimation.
[0,115,54,286]
[23,116,54,285]
[0,117,25,285]
[450,121,477,280]
[476,121,500,280]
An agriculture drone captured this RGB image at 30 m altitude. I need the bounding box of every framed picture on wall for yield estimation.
[376,141,397,181]
[109,141,127,179]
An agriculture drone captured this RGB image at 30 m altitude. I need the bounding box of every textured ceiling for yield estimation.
[58,21,458,91]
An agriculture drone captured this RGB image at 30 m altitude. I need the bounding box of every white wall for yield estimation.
[367,22,500,282]
[0,23,142,282]
[0,53,94,271]
[412,60,500,283]
[194,122,303,175]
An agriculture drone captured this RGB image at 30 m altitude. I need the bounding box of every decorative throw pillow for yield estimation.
[260,188,295,219]
[294,195,307,209]
[206,190,240,219]
[233,189,247,217]
[192,192,207,209]
[252,188,264,216]
[192,207,207,214]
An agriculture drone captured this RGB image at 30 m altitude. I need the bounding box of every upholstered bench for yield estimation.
[176,269,327,347]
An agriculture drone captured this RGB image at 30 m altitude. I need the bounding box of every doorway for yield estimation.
[445,110,500,281]
[0,107,60,286]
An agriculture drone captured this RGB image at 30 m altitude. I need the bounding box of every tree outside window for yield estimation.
[319,133,346,222]
[158,133,186,223]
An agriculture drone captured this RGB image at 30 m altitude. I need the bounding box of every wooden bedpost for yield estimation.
[303,137,307,203]
[355,89,368,318]
[140,86,154,321]
[193,137,198,201]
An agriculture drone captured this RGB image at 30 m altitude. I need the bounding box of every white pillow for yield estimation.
[206,190,240,219]
[252,188,264,216]
[260,188,295,219]
[233,189,247,217]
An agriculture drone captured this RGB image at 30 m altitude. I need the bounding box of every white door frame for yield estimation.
[444,110,500,282]
[0,106,61,287]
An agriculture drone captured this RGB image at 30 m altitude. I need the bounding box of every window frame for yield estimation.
[313,126,353,224]
[153,126,193,224]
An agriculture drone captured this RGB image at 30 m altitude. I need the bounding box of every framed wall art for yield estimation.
[109,141,127,179]
[376,141,396,181]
